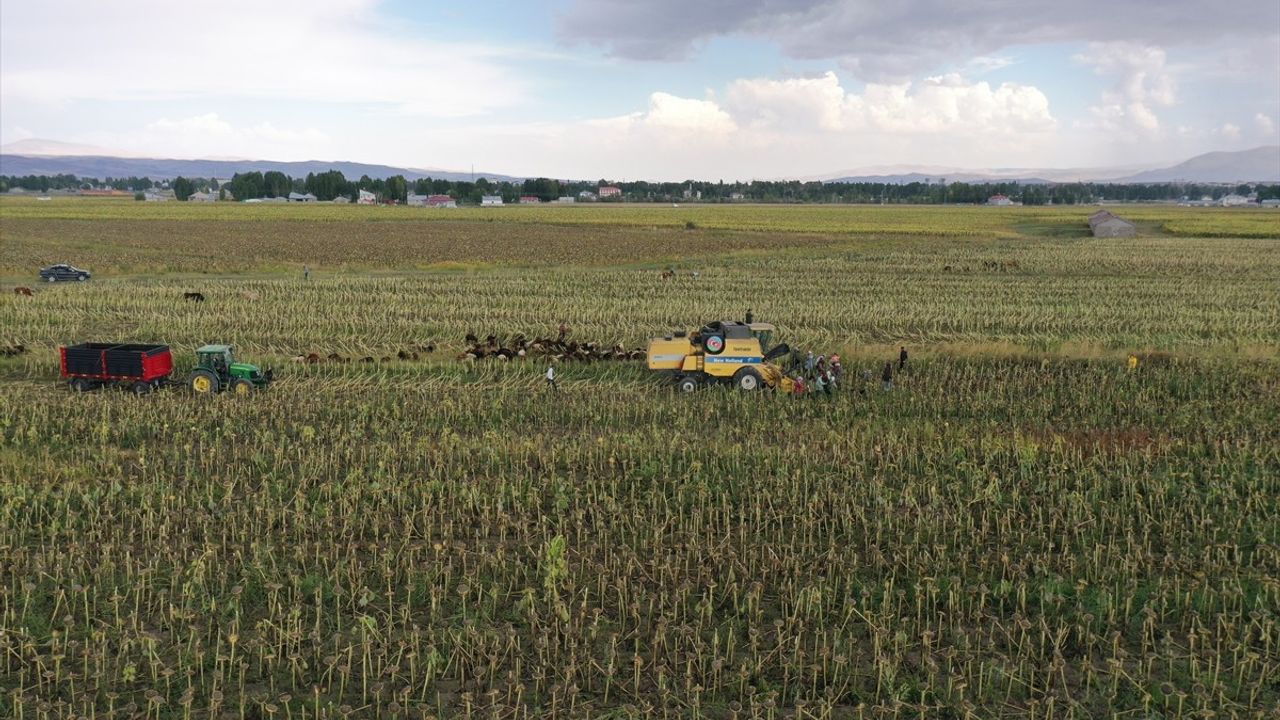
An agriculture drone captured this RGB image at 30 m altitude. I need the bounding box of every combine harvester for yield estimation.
[647,320,793,392]
[60,342,273,395]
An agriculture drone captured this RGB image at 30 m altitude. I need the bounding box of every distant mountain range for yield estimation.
[0,140,520,183]
[1,139,1277,185]
[821,146,1279,185]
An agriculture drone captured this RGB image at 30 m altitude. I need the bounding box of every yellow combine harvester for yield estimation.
[647,321,793,392]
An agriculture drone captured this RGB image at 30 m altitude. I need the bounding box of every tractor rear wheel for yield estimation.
[231,378,254,396]
[734,367,762,391]
[189,370,219,394]
[677,376,699,393]
[131,381,152,396]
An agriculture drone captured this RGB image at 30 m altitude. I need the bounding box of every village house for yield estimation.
[1219,193,1251,207]
[577,191,597,201]
[729,192,746,201]
[1261,198,1280,208]
[357,189,377,205]
[288,192,317,202]
[519,196,542,204]
[598,185,622,199]
[986,194,1014,206]
[332,195,350,204]
[555,196,576,203]
[187,191,216,202]
[481,195,504,206]
[406,193,455,208]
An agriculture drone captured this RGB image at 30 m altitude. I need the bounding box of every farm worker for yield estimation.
[830,355,843,382]
[816,371,834,397]
[899,346,909,370]
[545,363,558,392]
[792,376,807,395]
[804,352,816,377]
[1127,354,1139,370]
[745,309,754,324]
[558,322,569,341]
[882,362,894,390]
[303,265,310,281]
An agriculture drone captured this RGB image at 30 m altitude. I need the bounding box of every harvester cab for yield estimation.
[188,344,273,395]
[647,321,792,392]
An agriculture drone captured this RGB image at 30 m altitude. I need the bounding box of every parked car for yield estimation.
[40,264,91,282]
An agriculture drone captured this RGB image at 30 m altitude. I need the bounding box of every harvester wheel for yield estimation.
[231,378,254,396]
[734,367,762,391]
[677,376,699,393]
[131,381,152,396]
[189,370,219,394]
[70,378,91,392]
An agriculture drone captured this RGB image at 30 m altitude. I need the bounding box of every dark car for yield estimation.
[39,264,91,282]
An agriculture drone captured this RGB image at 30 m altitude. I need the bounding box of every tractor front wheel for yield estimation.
[734,367,762,391]
[231,378,254,396]
[677,376,699,393]
[189,370,219,394]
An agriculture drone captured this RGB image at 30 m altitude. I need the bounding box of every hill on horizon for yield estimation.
[0,146,520,183]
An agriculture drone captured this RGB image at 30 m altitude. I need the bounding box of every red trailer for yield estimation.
[60,343,174,394]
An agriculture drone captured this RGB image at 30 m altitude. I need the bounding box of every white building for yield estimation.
[187,191,216,202]
[357,189,377,205]
[481,195,504,206]
[1219,194,1251,207]
[577,191,597,201]
[555,196,576,203]
[987,194,1014,206]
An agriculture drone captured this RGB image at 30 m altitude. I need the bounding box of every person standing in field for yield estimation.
[545,363,558,392]
[745,309,754,324]
[804,351,816,379]
[303,265,310,281]
[899,346,909,370]
[558,322,569,341]
[882,362,894,390]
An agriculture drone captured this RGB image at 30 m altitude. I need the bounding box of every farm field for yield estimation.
[1,199,1278,718]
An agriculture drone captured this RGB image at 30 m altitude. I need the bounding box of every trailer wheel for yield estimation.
[47,276,57,283]
[70,378,91,392]
[231,378,254,396]
[131,381,152,396]
[677,376,699,393]
[734,367,762,391]
[189,370,219,394]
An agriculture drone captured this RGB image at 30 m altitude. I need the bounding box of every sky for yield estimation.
[1,0,1278,180]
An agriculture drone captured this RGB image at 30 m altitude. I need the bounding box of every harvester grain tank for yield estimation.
[647,320,792,392]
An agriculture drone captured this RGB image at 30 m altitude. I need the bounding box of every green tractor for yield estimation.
[187,344,273,395]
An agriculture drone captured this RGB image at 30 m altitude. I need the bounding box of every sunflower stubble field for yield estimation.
[0,199,1277,719]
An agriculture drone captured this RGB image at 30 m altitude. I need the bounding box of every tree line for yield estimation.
[4,172,1279,205]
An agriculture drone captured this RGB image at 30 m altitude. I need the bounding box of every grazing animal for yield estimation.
[183,292,205,302]
[660,269,676,280]
[14,287,33,297]
[1,344,28,356]
[327,353,345,362]
[305,353,321,364]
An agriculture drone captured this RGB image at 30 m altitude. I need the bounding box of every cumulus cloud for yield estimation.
[1218,123,1242,140]
[724,72,1055,135]
[0,0,527,117]
[1257,113,1276,136]
[1074,43,1177,135]
[557,0,1277,81]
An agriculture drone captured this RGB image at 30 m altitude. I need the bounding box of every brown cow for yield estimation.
[14,287,33,297]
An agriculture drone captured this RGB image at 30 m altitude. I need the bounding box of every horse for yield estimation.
[14,287,33,296]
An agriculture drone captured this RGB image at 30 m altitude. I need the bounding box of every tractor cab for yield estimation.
[189,344,273,395]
